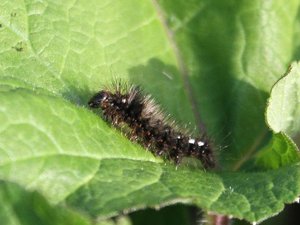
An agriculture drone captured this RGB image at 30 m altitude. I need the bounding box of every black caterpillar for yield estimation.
[88,82,216,169]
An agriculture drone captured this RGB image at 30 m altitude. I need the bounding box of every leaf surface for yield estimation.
[0,180,91,225]
[267,62,300,137]
[1,0,300,224]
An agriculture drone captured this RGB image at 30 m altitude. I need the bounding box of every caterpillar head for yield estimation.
[88,91,112,109]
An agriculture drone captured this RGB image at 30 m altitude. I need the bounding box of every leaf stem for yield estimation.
[204,213,231,225]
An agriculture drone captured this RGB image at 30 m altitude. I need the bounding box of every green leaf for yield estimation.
[66,160,300,223]
[0,89,156,204]
[0,180,91,225]
[0,89,299,223]
[0,0,194,124]
[1,0,300,224]
[254,133,300,170]
[266,62,300,137]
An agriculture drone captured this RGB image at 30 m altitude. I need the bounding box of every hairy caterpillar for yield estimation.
[88,81,215,169]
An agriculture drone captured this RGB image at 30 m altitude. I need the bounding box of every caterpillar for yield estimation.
[88,81,216,169]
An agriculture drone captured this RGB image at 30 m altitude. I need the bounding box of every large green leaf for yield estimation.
[1,0,300,224]
[66,160,300,223]
[0,88,156,204]
[0,87,299,223]
[157,0,300,169]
